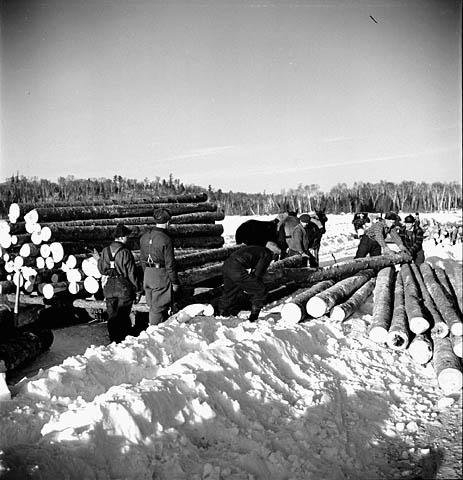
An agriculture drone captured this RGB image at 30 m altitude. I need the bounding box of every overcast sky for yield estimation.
[1,0,461,193]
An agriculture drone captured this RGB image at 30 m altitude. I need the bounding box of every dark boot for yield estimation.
[249,309,260,322]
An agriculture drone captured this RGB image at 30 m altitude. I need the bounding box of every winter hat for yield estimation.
[404,215,415,224]
[299,214,311,223]
[114,223,131,238]
[153,208,171,224]
[385,212,398,221]
[265,241,281,255]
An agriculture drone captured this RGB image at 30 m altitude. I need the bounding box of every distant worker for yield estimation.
[352,212,371,237]
[355,212,408,258]
[286,214,317,267]
[139,208,180,325]
[218,241,281,321]
[98,223,141,343]
[398,214,425,265]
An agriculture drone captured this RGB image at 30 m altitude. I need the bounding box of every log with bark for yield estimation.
[410,264,449,339]
[420,262,463,337]
[433,265,462,317]
[263,252,410,286]
[13,192,209,213]
[330,277,376,322]
[175,246,242,271]
[431,332,463,395]
[450,333,462,358]
[386,273,410,351]
[427,257,462,315]
[18,201,218,222]
[401,264,430,335]
[306,270,375,318]
[0,328,54,373]
[368,267,396,344]
[280,280,336,323]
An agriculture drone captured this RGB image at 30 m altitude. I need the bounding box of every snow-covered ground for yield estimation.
[0,211,462,479]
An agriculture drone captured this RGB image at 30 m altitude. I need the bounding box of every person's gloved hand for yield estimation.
[134,292,142,304]
[172,284,180,293]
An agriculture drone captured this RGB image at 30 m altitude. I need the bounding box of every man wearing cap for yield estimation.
[217,241,281,322]
[139,208,180,325]
[355,212,408,258]
[98,223,141,343]
[286,214,317,267]
[398,214,425,265]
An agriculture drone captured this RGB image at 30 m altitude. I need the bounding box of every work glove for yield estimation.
[172,284,180,293]
[134,292,142,304]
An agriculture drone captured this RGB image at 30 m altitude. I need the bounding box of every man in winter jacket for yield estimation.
[97,223,141,343]
[286,214,317,267]
[218,241,281,321]
[355,212,408,258]
[399,214,425,265]
[139,208,180,325]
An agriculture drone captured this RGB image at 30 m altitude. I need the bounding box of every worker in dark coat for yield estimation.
[139,208,180,325]
[399,214,425,265]
[355,212,408,258]
[98,224,141,343]
[286,214,316,267]
[218,241,281,321]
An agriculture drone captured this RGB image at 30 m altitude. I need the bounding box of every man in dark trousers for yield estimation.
[355,212,408,258]
[399,214,425,265]
[218,241,281,321]
[139,208,180,325]
[98,223,141,343]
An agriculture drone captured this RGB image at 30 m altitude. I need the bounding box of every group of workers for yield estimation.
[97,207,425,344]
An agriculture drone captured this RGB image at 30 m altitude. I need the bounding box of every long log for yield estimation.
[263,252,410,286]
[408,334,433,365]
[420,262,462,336]
[19,202,218,222]
[433,265,462,317]
[386,273,410,350]
[13,193,209,213]
[280,280,336,323]
[431,332,463,395]
[330,277,376,322]
[175,246,242,271]
[450,333,462,358]
[426,256,463,316]
[306,270,375,318]
[401,264,430,335]
[368,267,396,344]
[410,264,449,338]
[178,263,223,287]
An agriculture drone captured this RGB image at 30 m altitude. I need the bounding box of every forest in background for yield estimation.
[0,173,461,217]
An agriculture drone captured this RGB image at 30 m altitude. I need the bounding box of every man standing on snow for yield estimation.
[217,241,281,322]
[98,223,141,343]
[139,208,180,325]
[355,212,408,258]
[286,214,317,267]
[398,214,425,265]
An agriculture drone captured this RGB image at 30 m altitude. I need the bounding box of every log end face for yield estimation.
[437,368,463,396]
[368,326,388,344]
[306,296,328,318]
[280,303,303,323]
[329,306,345,322]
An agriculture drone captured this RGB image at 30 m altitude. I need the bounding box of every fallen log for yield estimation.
[263,252,410,286]
[401,264,430,335]
[368,267,396,344]
[427,257,462,315]
[178,263,223,287]
[175,246,242,271]
[13,192,209,213]
[431,332,463,395]
[330,277,376,322]
[20,201,218,222]
[433,265,462,316]
[0,328,54,372]
[408,334,433,365]
[9,211,226,235]
[386,273,410,351]
[420,262,462,337]
[410,264,449,339]
[306,270,375,318]
[280,280,336,323]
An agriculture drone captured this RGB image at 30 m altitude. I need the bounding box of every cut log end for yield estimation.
[409,317,431,335]
[386,331,409,350]
[451,336,463,358]
[368,326,389,344]
[450,322,463,337]
[329,306,346,322]
[280,303,304,323]
[432,322,450,339]
[306,296,328,318]
[438,368,463,396]
[408,338,433,365]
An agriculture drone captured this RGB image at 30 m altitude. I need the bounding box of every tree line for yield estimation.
[0,174,461,217]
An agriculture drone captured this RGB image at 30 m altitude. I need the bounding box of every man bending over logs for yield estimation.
[355,212,408,259]
[140,208,180,325]
[217,241,281,321]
